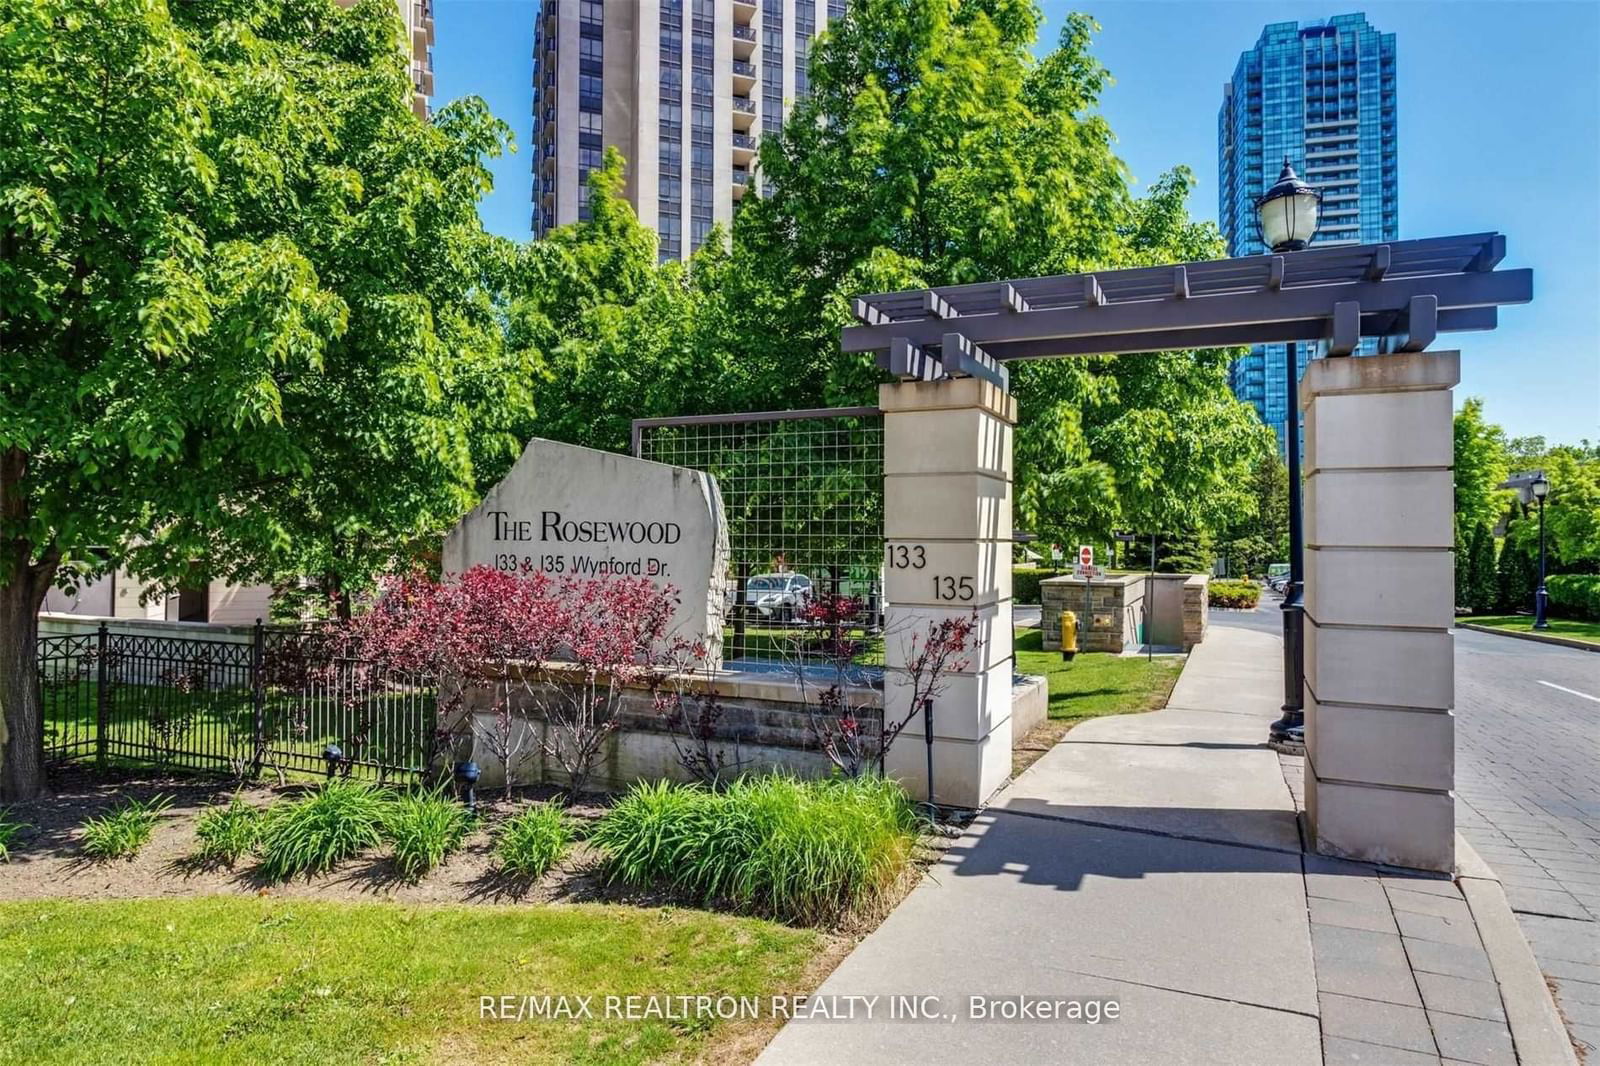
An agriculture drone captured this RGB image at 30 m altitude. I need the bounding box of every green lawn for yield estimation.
[0,898,820,1066]
[41,677,431,778]
[1461,615,1600,645]
[1014,628,1187,725]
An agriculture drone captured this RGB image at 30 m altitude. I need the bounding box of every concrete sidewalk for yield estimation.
[759,623,1563,1065]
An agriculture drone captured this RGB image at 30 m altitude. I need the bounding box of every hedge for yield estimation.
[1207,579,1261,609]
[1547,574,1600,621]
[1012,567,1066,605]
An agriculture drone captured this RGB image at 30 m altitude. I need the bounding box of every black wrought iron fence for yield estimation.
[39,623,434,783]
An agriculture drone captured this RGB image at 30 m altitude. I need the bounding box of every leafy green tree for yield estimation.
[0,0,521,798]
[730,1,1271,548]
[1536,448,1600,572]
[1220,455,1289,577]
[508,150,725,453]
[505,3,1271,555]
[1453,398,1511,531]
[1458,403,1598,575]
[512,1,1261,551]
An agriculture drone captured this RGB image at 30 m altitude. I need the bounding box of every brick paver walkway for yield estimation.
[1452,628,1600,1058]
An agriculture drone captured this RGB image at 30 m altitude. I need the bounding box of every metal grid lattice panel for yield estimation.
[636,408,885,666]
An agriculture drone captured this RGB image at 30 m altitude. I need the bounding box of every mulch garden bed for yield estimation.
[0,766,954,933]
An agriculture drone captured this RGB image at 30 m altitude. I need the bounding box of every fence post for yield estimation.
[95,621,109,770]
[250,618,266,777]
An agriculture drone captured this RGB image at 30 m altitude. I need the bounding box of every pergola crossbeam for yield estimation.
[1268,256,1285,290]
[1084,275,1106,307]
[1002,283,1030,314]
[844,268,1528,355]
[884,336,947,381]
[842,234,1529,369]
[1469,234,1506,272]
[852,298,889,326]
[1330,301,1361,356]
[1365,245,1390,282]
[940,332,1009,389]
[1398,295,1439,353]
[975,307,1495,361]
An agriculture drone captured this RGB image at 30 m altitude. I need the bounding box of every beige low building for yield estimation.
[41,568,273,626]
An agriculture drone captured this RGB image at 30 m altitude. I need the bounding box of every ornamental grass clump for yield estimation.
[256,780,389,881]
[591,775,919,925]
[81,794,172,861]
[495,803,576,879]
[385,789,472,881]
[193,793,264,867]
[0,808,29,862]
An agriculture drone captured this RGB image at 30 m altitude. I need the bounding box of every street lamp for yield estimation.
[1257,160,1322,749]
[1532,473,1550,629]
[1256,159,1324,254]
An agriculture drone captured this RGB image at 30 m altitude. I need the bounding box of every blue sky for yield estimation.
[434,1,1600,445]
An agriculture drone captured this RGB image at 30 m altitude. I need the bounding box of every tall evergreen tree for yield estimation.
[1466,522,1499,615]
[1495,518,1539,613]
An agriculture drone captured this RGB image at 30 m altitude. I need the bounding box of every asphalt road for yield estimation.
[1215,595,1600,1054]
[1452,623,1600,1057]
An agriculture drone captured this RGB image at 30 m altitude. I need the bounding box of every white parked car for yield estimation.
[737,573,814,620]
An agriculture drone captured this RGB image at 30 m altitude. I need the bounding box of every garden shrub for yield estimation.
[1207,579,1260,609]
[193,793,263,866]
[495,803,577,879]
[81,795,171,861]
[256,780,390,881]
[590,775,919,925]
[1494,530,1539,614]
[1547,574,1600,621]
[1012,568,1065,605]
[0,808,28,862]
[385,789,472,880]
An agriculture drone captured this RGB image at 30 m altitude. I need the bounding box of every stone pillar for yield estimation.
[1302,351,1459,872]
[880,377,1016,808]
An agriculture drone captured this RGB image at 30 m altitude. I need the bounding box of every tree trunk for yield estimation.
[323,570,352,622]
[0,562,44,801]
[1,446,55,801]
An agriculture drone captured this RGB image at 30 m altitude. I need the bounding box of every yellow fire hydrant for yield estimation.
[1060,610,1079,661]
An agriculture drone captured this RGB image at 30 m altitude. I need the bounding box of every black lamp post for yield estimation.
[1532,473,1550,629]
[1256,160,1323,748]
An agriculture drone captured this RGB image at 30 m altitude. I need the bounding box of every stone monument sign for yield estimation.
[443,438,729,663]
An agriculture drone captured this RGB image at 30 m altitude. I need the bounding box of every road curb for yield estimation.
[1454,834,1580,1066]
[1457,622,1599,653]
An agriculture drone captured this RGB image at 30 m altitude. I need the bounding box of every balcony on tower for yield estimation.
[732,23,756,61]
